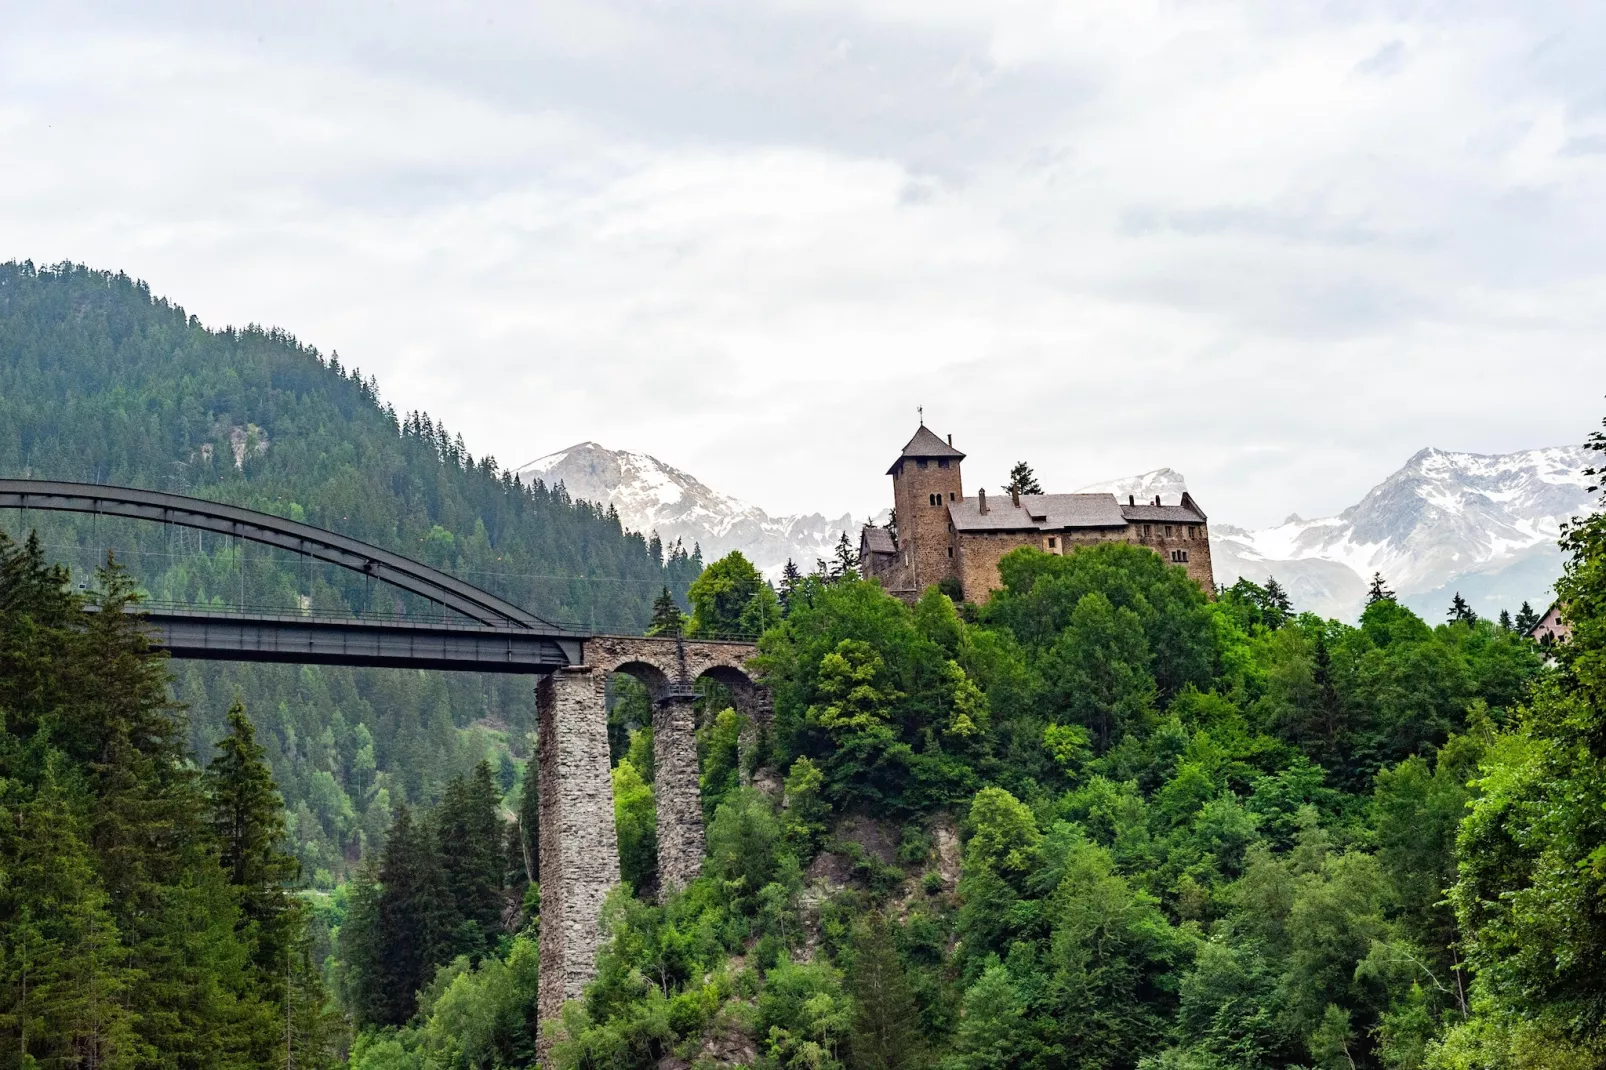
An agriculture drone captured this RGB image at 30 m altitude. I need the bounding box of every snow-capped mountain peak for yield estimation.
[514,443,865,577]
[1073,467,1192,506]
[1213,444,1593,620]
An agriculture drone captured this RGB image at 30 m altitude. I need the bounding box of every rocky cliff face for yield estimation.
[514,442,869,577]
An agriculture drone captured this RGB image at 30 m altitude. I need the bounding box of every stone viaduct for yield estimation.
[536,634,766,1034]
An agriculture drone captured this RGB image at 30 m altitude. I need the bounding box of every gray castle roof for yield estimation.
[1119,492,1208,523]
[860,524,897,555]
[888,425,965,474]
[949,493,1127,532]
[949,491,1208,533]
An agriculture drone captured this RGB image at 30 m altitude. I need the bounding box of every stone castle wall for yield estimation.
[954,523,1215,602]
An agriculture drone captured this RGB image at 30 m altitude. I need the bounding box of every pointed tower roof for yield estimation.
[888,425,965,474]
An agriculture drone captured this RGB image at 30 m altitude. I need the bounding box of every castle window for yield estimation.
[917,459,929,469]
[949,492,955,501]
[938,459,950,468]
[1165,525,1173,538]
[1171,550,1189,563]
[1047,536,1058,549]
[947,547,953,558]
[1188,525,1198,539]
[1142,524,1152,538]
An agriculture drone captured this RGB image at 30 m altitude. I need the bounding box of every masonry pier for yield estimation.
[535,637,766,1059]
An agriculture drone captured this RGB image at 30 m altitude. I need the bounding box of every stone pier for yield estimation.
[535,635,766,1055]
[536,666,621,1045]
[652,686,704,891]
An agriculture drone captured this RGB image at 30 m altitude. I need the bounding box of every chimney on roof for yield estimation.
[947,433,952,445]
[1128,494,1135,506]
[978,487,988,515]
[1154,495,1161,506]
[1011,485,1020,507]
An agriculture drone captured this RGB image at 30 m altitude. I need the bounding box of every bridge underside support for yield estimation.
[144,611,580,672]
[653,689,704,892]
[537,666,620,1057]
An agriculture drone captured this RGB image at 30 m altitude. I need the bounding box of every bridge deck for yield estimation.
[140,609,583,673]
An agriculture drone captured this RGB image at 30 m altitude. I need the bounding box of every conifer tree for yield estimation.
[371,804,450,1025]
[436,762,506,957]
[338,858,389,1029]
[207,700,300,977]
[0,766,138,1064]
[1514,600,1540,634]
[1366,571,1396,605]
[779,559,803,617]
[1498,608,1513,630]
[77,557,273,1057]
[1448,592,1476,625]
[845,914,924,1070]
[646,585,686,637]
[830,532,860,580]
[1263,575,1293,627]
[1003,461,1043,496]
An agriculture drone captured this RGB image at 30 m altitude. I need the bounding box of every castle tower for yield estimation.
[888,425,964,592]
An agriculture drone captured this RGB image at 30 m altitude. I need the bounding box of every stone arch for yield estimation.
[606,658,674,703]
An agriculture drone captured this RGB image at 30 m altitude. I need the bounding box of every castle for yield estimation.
[859,425,1214,602]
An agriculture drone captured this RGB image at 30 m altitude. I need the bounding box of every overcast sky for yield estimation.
[4,1,1603,528]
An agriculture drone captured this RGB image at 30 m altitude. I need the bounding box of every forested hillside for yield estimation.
[347,416,1606,1069]
[0,261,702,882]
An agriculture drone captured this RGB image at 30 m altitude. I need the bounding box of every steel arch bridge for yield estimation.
[0,479,583,672]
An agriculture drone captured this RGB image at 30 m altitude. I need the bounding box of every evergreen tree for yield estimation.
[1003,462,1043,496]
[1448,592,1476,625]
[0,766,138,1065]
[372,805,450,1025]
[779,559,803,617]
[1514,600,1540,634]
[1367,572,1396,605]
[1263,575,1294,628]
[207,700,301,977]
[338,858,388,1029]
[435,762,506,958]
[646,586,686,637]
[1498,608,1513,630]
[830,532,861,581]
[845,914,924,1070]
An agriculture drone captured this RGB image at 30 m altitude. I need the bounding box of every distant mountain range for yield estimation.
[1209,446,1592,621]
[515,443,875,578]
[517,441,1595,621]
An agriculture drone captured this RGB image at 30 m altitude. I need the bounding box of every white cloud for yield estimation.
[0,1,1602,529]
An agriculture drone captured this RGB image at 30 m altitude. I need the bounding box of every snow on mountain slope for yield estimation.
[1209,446,1594,621]
[514,443,865,577]
[1074,468,1191,506]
